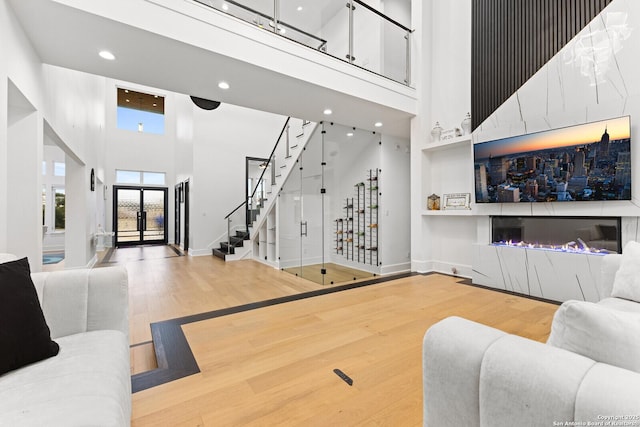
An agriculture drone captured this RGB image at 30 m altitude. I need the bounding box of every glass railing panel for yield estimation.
[381,18,410,84]
[309,0,351,61]
[351,2,381,73]
[194,0,411,85]
[275,1,328,50]
[195,0,275,31]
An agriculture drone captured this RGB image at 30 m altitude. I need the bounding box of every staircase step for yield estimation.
[212,248,227,260]
[229,236,245,246]
[235,230,250,240]
[220,242,236,254]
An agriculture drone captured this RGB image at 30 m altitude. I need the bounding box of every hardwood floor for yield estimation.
[116,249,559,426]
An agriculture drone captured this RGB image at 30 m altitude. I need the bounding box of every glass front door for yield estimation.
[114,186,168,246]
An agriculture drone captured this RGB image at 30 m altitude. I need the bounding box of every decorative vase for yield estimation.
[461,112,472,135]
[427,194,440,210]
[431,122,443,142]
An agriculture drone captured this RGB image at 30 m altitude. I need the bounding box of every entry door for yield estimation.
[114,186,168,246]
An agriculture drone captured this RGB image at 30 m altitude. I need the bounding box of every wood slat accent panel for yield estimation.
[471,0,613,130]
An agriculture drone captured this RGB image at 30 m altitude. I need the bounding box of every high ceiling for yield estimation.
[7,0,414,138]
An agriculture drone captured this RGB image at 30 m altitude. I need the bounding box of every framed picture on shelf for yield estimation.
[442,193,471,210]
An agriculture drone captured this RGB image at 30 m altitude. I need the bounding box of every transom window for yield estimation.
[116,170,166,185]
[116,88,165,135]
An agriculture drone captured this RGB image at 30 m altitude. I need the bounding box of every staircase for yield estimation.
[212,230,250,260]
[214,117,318,262]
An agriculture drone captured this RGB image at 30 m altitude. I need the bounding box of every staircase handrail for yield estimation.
[249,117,290,202]
[352,0,411,32]
[223,116,291,223]
[224,200,247,220]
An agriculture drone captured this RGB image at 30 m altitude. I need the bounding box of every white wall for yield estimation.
[0,0,45,264]
[104,80,176,242]
[412,0,640,276]
[380,134,411,273]
[7,96,41,268]
[1,0,107,268]
[410,0,473,273]
[189,103,287,255]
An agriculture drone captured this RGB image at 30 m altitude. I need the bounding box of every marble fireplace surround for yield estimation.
[472,216,640,303]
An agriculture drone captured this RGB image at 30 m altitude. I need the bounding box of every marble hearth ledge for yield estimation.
[472,244,604,303]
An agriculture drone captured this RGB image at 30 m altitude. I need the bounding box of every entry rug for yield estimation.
[43,252,64,265]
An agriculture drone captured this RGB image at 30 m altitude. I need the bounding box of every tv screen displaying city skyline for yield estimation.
[474,116,631,203]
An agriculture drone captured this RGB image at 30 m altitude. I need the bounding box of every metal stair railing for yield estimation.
[222,117,292,254]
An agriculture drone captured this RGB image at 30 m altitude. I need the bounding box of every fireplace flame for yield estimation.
[492,238,609,255]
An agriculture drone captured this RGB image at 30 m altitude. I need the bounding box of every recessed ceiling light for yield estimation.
[374,122,383,127]
[99,50,115,60]
[154,95,159,98]
[323,109,332,115]
[124,89,129,93]
[218,81,230,90]
[222,3,229,10]
[153,103,157,107]
[125,99,130,103]
[347,132,354,137]
[297,6,303,11]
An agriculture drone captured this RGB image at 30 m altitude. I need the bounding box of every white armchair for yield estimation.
[423,251,640,426]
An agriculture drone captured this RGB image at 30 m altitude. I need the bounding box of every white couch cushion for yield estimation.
[0,253,18,264]
[575,363,640,422]
[480,334,595,427]
[548,300,640,373]
[0,330,131,427]
[611,241,640,302]
[598,297,640,314]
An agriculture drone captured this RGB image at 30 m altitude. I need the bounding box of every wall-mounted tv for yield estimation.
[474,116,631,203]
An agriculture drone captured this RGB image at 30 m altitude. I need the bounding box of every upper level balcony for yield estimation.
[193,0,413,87]
[9,0,416,137]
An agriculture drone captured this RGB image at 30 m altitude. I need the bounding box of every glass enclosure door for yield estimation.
[299,132,325,285]
[114,186,167,246]
[279,127,325,284]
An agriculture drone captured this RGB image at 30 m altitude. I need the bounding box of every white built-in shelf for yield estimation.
[421,209,474,216]
[422,135,471,153]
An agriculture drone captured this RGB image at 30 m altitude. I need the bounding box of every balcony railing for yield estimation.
[194,0,412,86]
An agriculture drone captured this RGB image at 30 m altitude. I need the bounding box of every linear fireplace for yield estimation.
[473,216,623,302]
[491,216,621,254]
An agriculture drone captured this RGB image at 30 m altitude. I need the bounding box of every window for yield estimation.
[116,170,166,185]
[143,172,165,185]
[116,88,165,135]
[115,170,141,184]
[54,162,65,177]
[53,187,65,231]
[42,161,47,176]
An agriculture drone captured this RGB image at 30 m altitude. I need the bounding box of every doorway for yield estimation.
[174,181,189,251]
[114,186,168,247]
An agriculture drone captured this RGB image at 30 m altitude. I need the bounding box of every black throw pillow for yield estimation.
[0,257,59,375]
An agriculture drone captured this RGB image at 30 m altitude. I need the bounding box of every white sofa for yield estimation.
[0,254,131,426]
[423,252,640,427]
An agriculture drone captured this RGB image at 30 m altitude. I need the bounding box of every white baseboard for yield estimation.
[411,259,472,279]
[189,248,212,257]
[380,262,411,275]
